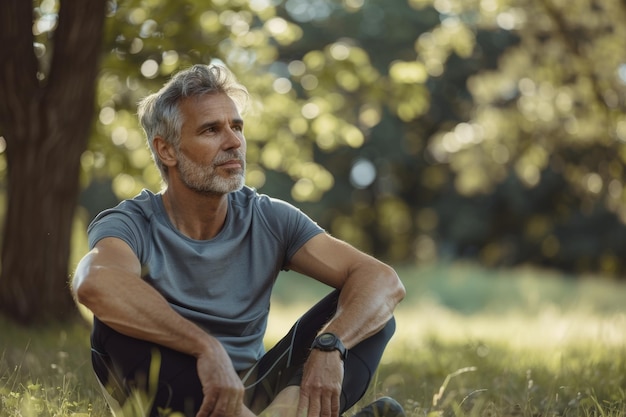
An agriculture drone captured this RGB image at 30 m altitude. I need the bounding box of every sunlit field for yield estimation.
[2,263,626,416]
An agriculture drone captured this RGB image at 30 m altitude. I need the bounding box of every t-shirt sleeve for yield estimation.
[87,208,148,263]
[255,196,325,265]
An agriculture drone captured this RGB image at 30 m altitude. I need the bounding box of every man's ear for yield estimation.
[153,136,177,168]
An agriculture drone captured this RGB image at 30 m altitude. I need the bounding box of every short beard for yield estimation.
[176,150,245,195]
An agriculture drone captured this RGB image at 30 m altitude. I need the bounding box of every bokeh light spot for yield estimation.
[273,77,292,94]
[99,107,116,125]
[288,60,306,76]
[302,103,320,119]
[617,64,626,85]
[329,42,350,61]
[350,158,376,189]
[141,59,159,79]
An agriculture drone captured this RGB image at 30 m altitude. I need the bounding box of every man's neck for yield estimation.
[161,186,230,240]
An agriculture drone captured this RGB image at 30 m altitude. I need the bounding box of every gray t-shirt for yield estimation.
[87,186,324,370]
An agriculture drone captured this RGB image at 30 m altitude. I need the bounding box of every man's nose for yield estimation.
[223,127,244,149]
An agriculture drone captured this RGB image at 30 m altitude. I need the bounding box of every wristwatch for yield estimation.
[311,332,347,360]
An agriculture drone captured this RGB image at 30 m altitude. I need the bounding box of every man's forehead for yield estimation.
[180,93,241,118]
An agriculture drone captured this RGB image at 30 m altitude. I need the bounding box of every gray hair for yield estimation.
[137,64,249,180]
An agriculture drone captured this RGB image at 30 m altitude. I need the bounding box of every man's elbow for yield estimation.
[382,264,406,306]
[72,274,95,308]
[72,262,103,309]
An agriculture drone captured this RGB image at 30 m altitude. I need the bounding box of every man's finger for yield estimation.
[297,390,311,417]
[330,390,340,417]
[226,391,242,417]
[196,395,214,417]
[209,395,230,417]
[320,394,332,417]
[306,392,322,417]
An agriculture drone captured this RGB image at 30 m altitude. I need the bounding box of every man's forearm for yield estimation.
[319,263,404,349]
[75,264,214,358]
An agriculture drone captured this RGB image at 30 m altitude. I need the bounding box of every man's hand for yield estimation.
[297,350,344,417]
[195,340,245,417]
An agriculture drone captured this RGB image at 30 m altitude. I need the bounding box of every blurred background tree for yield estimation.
[0,0,107,324]
[0,0,624,324]
[407,0,626,274]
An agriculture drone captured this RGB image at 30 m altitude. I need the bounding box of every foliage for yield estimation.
[271,0,626,272]
[405,0,626,274]
[69,0,626,277]
[81,0,338,209]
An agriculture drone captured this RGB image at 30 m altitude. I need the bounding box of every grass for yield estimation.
[0,320,108,416]
[2,262,626,416]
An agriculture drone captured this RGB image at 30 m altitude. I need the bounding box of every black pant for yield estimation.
[92,290,396,417]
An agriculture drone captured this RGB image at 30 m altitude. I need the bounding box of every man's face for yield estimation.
[175,93,246,194]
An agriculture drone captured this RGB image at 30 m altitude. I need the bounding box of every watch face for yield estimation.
[312,333,346,360]
[318,333,337,347]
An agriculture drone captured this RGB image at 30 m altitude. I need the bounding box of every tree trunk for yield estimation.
[0,0,107,324]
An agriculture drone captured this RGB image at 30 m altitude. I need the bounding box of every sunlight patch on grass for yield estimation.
[269,263,626,354]
[390,301,626,353]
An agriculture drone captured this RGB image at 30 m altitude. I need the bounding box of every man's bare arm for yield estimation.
[73,237,210,351]
[287,233,405,417]
[72,237,245,417]
[287,233,405,348]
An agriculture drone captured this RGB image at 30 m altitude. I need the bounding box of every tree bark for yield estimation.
[0,0,107,324]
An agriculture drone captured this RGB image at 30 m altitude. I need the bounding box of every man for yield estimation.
[72,64,406,417]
